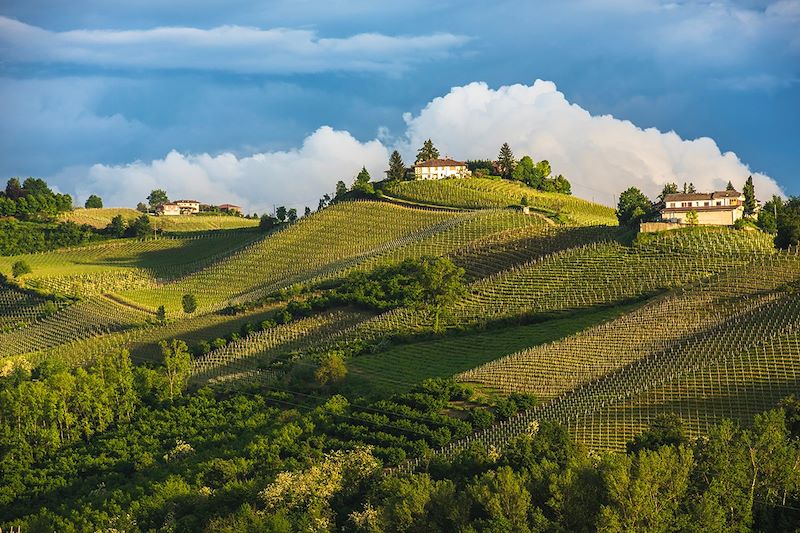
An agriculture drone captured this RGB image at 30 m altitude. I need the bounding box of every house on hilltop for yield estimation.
[175,199,200,214]
[155,203,181,216]
[660,190,746,226]
[413,158,471,180]
[219,203,243,214]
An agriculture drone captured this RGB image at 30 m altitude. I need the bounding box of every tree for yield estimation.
[276,206,287,222]
[182,293,197,314]
[156,305,166,323]
[287,208,298,223]
[126,214,152,238]
[314,351,347,387]
[304,206,311,217]
[12,260,31,278]
[776,197,800,249]
[686,210,699,225]
[352,166,374,195]
[147,189,169,209]
[388,150,406,181]
[683,182,697,194]
[511,155,535,184]
[468,466,532,532]
[335,181,348,200]
[84,195,103,209]
[497,143,516,179]
[552,174,571,195]
[159,340,192,402]
[726,181,736,191]
[136,202,148,213]
[5,177,23,200]
[417,256,467,332]
[415,139,439,163]
[617,187,654,226]
[743,175,757,217]
[659,183,679,203]
[627,414,687,452]
[106,214,127,237]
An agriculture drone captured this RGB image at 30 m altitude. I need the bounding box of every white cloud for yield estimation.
[398,80,783,204]
[0,16,468,74]
[68,126,388,213]
[62,80,782,211]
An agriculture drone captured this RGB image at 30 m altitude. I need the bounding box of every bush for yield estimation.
[469,408,496,430]
[12,260,31,278]
[182,293,197,314]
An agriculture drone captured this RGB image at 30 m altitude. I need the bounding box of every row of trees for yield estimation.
[0,178,73,221]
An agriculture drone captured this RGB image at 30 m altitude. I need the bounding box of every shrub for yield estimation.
[469,408,496,430]
[181,293,197,314]
[12,260,31,278]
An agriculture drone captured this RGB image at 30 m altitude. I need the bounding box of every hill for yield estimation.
[63,207,259,231]
[1,178,798,530]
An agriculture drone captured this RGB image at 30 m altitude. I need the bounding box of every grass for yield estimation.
[383,178,618,226]
[343,304,641,398]
[63,208,259,232]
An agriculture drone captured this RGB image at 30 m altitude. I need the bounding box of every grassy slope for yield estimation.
[383,177,617,225]
[63,208,259,231]
[344,304,641,398]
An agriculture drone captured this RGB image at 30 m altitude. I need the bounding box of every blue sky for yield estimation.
[0,0,798,211]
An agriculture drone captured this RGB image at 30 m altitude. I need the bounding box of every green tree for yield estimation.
[598,445,694,532]
[335,181,348,200]
[259,214,278,231]
[468,466,532,533]
[659,183,679,202]
[352,166,375,195]
[126,214,152,238]
[156,305,166,323]
[776,197,800,248]
[182,293,197,314]
[686,210,699,225]
[304,206,311,217]
[136,202,148,213]
[497,142,516,179]
[276,206,287,222]
[683,182,697,194]
[511,155,535,184]
[388,150,406,181]
[551,174,572,195]
[417,256,466,332]
[106,214,126,237]
[617,187,654,226]
[12,260,31,278]
[532,160,552,189]
[726,180,736,191]
[743,175,757,217]
[147,189,169,209]
[84,195,103,208]
[159,340,192,402]
[415,139,439,163]
[628,413,687,452]
[287,208,298,223]
[314,351,348,387]
[5,177,23,200]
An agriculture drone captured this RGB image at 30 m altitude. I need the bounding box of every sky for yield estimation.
[0,0,798,213]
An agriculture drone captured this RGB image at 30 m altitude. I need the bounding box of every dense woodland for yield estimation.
[1,346,798,531]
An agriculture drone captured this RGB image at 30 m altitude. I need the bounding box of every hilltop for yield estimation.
[1,174,799,530]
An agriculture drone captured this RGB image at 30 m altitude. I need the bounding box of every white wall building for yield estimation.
[413,158,470,180]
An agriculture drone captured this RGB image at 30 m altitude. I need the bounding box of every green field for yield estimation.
[383,177,618,225]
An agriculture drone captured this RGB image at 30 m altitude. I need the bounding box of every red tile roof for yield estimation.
[414,158,466,168]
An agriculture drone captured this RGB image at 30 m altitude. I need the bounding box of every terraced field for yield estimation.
[383,177,617,225]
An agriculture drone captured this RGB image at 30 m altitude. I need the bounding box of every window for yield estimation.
[704,202,709,206]
[716,201,722,206]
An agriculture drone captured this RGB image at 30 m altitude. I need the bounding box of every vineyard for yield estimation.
[62,207,259,231]
[383,177,618,225]
[1,185,797,458]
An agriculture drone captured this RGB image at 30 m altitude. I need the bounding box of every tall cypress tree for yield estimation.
[415,139,439,163]
[497,143,516,179]
[387,150,406,181]
[743,175,756,216]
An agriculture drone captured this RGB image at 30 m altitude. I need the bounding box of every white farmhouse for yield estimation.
[661,190,746,226]
[413,158,471,180]
[155,203,181,216]
[174,199,200,214]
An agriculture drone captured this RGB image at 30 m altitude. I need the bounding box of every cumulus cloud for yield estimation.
[399,81,783,204]
[67,126,388,213]
[61,80,782,212]
[0,16,468,74]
